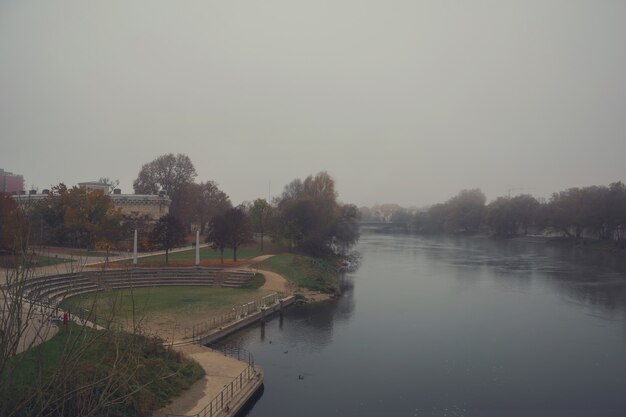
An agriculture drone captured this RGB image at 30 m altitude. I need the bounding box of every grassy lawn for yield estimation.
[115,244,263,266]
[258,253,341,293]
[0,253,70,268]
[3,323,204,417]
[64,249,113,257]
[62,285,273,323]
[31,254,71,266]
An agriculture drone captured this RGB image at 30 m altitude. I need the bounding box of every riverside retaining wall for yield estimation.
[198,295,295,345]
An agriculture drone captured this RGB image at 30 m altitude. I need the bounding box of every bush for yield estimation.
[2,324,204,417]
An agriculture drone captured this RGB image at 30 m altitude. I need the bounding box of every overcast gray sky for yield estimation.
[1,0,625,207]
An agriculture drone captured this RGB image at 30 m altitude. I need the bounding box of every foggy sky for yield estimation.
[1,0,625,207]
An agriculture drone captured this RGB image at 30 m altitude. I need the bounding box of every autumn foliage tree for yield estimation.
[0,193,29,253]
[33,184,122,249]
[133,154,233,235]
[272,172,360,255]
[177,181,232,233]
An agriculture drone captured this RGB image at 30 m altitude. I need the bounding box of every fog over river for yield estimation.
[222,232,626,417]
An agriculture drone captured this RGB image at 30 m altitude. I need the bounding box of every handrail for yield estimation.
[208,341,254,366]
[166,363,259,417]
[188,291,287,342]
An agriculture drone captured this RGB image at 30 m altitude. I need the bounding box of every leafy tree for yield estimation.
[149,214,186,264]
[224,207,253,261]
[332,204,360,254]
[34,184,122,249]
[486,194,540,237]
[206,207,252,262]
[545,184,626,240]
[274,195,319,251]
[206,214,229,264]
[120,213,153,251]
[607,182,626,239]
[0,193,29,253]
[445,189,486,233]
[249,199,272,251]
[415,203,448,234]
[178,181,231,233]
[272,172,360,255]
[486,197,517,236]
[133,153,197,218]
[391,207,413,228]
[358,206,376,222]
[510,194,540,235]
[546,188,588,238]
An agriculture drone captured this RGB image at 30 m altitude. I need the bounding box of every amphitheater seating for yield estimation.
[221,271,256,288]
[22,266,255,306]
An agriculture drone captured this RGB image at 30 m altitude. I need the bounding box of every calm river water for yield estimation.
[222,232,626,417]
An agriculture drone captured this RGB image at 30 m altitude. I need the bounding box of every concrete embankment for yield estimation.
[158,295,295,417]
[198,295,295,345]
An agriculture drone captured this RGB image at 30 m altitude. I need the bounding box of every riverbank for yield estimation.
[256,253,343,295]
[363,224,626,253]
[148,254,337,417]
[514,234,626,250]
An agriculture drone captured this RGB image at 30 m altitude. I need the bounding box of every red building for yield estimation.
[0,169,24,194]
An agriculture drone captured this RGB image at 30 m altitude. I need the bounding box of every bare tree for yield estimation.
[1,249,201,417]
[97,177,120,194]
[133,154,197,219]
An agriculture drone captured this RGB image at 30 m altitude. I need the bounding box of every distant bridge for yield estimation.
[359,221,394,226]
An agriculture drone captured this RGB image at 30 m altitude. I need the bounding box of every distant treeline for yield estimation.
[360,182,626,241]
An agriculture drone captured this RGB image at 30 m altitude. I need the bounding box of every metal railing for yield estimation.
[208,341,255,366]
[167,364,259,417]
[187,292,286,342]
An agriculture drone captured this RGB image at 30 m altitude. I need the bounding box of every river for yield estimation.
[221,232,626,417]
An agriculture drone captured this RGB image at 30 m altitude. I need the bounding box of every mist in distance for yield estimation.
[1,0,625,207]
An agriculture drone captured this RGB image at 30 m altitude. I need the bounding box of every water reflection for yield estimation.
[226,233,626,417]
[381,234,626,313]
[226,277,356,354]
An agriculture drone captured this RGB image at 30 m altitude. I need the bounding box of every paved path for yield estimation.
[14,245,212,280]
[153,344,257,417]
[222,254,291,293]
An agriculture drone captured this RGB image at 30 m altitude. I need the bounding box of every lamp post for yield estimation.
[133,229,138,266]
[195,229,200,266]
